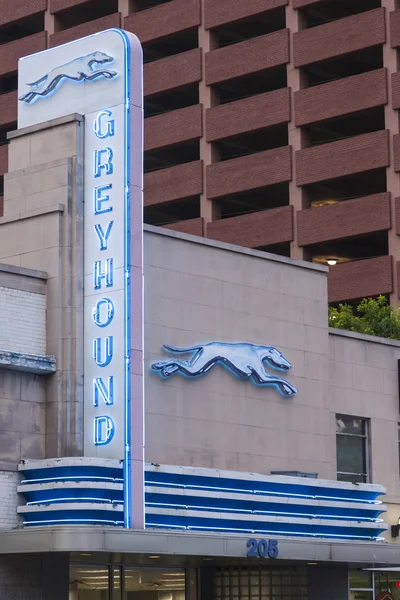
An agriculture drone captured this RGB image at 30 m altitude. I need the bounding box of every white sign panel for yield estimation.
[18,29,144,528]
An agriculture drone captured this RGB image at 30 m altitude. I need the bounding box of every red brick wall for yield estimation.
[124,0,200,44]
[395,197,400,235]
[207,146,292,199]
[394,134,400,172]
[293,8,385,68]
[0,0,46,26]
[144,49,202,97]
[293,0,322,7]
[0,145,8,178]
[205,29,289,85]
[207,206,293,248]
[390,9,400,48]
[145,105,202,152]
[206,88,290,142]
[204,0,288,29]
[294,69,387,127]
[50,14,121,47]
[297,194,391,247]
[328,256,393,303]
[0,92,17,128]
[0,33,46,77]
[144,161,203,206]
[0,196,3,218]
[392,72,400,109]
[50,0,93,14]
[164,218,204,237]
[396,262,400,299]
[296,130,390,187]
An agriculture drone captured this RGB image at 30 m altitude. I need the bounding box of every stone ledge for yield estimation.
[7,113,84,140]
[0,263,47,281]
[329,327,400,349]
[144,224,328,274]
[0,350,56,374]
[0,203,65,226]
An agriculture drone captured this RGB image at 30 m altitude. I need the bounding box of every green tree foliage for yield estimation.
[328,295,400,340]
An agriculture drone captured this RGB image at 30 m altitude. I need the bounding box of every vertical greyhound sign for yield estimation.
[18,30,144,529]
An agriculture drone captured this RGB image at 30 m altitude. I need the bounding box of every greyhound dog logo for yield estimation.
[151,342,298,396]
[19,51,117,104]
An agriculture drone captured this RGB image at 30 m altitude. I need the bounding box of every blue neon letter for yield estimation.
[93,298,115,328]
[94,258,113,290]
[94,185,112,215]
[93,376,114,407]
[94,148,114,178]
[93,336,113,367]
[94,110,115,139]
[94,416,115,445]
[94,221,114,251]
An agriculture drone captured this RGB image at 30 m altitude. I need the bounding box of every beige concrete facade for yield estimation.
[0,115,85,460]
[143,228,400,543]
[144,228,331,478]
[1,115,400,542]
[0,264,48,469]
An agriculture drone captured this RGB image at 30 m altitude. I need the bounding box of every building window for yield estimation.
[215,567,307,600]
[69,566,185,599]
[398,424,400,477]
[349,569,373,600]
[336,415,369,483]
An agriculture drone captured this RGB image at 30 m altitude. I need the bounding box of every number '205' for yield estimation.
[247,538,279,559]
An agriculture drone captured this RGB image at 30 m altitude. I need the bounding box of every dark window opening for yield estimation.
[144,196,200,226]
[301,0,381,29]
[398,424,400,478]
[144,139,199,173]
[329,293,390,310]
[215,182,289,218]
[0,124,16,144]
[0,175,4,196]
[0,73,18,95]
[213,7,286,48]
[303,107,385,147]
[145,84,199,117]
[309,230,388,265]
[302,46,383,88]
[143,29,198,64]
[55,0,118,30]
[0,12,44,44]
[256,242,291,258]
[336,414,369,484]
[216,65,287,105]
[131,0,171,12]
[304,168,387,207]
[215,123,288,161]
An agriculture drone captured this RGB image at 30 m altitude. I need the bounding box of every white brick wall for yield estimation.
[0,471,20,530]
[0,286,46,355]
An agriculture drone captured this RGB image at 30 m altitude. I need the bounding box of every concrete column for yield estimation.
[186,568,198,600]
[41,553,69,600]
[44,2,59,42]
[382,0,400,304]
[286,5,308,261]
[118,0,130,19]
[199,567,215,600]
[199,1,221,230]
[0,553,68,599]
[307,566,349,600]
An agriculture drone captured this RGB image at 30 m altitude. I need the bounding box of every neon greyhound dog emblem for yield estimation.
[19,51,118,104]
[151,342,298,396]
